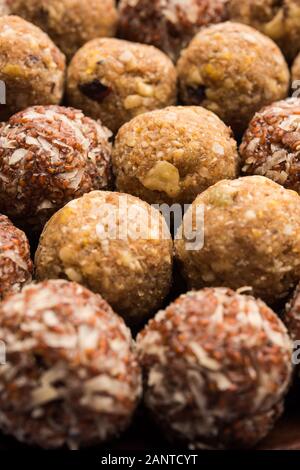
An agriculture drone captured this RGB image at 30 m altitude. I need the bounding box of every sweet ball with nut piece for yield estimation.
[112,106,239,205]
[118,0,228,62]
[240,98,300,193]
[35,191,173,325]
[177,22,290,137]
[175,176,300,305]
[0,16,66,120]
[0,105,112,232]
[0,279,141,449]
[67,38,177,134]
[8,0,118,61]
[0,214,33,300]
[228,0,300,63]
[137,287,293,449]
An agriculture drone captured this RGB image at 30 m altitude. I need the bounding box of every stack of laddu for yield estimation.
[0,0,298,451]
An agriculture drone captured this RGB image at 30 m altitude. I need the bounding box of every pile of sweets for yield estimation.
[0,0,298,450]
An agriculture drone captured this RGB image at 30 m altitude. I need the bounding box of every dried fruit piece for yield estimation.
[186,85,207,104]
[79,79,112,102]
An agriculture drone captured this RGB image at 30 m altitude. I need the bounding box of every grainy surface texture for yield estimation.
[0,0,9,15]
[35,191,173,325]
[228,0,300,62]
[1,391,300,449]
[112,106,239,205]
[292,52,300,83]
[0,215,32,299]
[240,98,300,193]
[177,22,290,136]
[137,288,293,449]
[118,0,228,61]
[8,0,118,60]
[0,16,65,120]
[0,280,141,449]
[175,176,300,305]
[284,282,300,343]
[0,105,112,232]
[67,38,177,133]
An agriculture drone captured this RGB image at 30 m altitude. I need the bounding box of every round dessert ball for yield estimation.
[0,214,32,299]
[35,191,173,324]
[118,0,228,62]
[177,22,290,137]
[113,106,239,205]
[0,16,65,120]
[228,0,300,63]
[0,105,112,232]
[8,0,118,61]
[175,176,300,305]
[67,38,177,133]
[137,287,293,449]
[240,98,300,193]
[284,282,300,342]
[0,279,141,448]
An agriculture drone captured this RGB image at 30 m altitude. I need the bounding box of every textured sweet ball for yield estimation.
[8,0,118,61]
[284,282,300,343]
[112,106,239,205]
[137,287,293,449]
[0,214,32,299]
[67,38,177,133]
[0,105,112,232]
[118,0,228,62]
[35,191,173,324]
[0,16,65,120]
[177,22,290,137]
[228,0,300,62]
[240,98,300,193]
[0,280,141,448]
[175,176,300,305]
